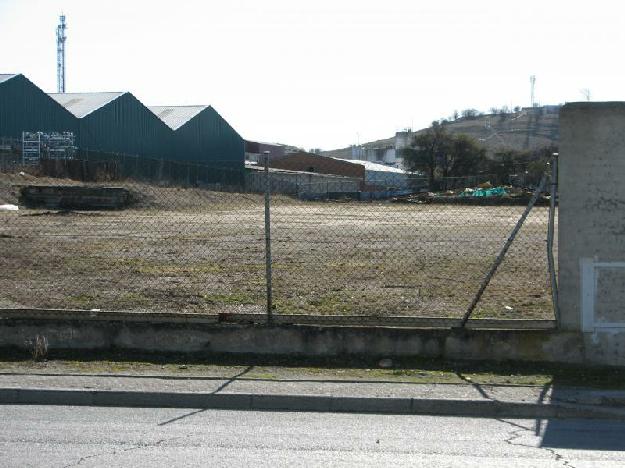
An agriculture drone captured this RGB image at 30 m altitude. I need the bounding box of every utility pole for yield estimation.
[56,14,67,93]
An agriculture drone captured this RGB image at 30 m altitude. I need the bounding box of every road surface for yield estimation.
[0,405,624,467]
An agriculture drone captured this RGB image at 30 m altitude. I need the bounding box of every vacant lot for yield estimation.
[0,177,555,319]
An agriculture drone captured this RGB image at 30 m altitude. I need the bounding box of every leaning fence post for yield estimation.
[547,153,560,327]
[459,171,548,328]
[263,151,273,325]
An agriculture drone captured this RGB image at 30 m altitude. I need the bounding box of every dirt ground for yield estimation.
[0,173,556,320]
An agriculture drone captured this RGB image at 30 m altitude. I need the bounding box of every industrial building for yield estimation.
[244,140,286,163]
[334,158,413,189]
[245,162,360,197]
[50,92,173,159]
[269,152,365,183]
[149,105,244,169]
[2,72,245,181]
[0,74,76,139]
[268,152,415,191]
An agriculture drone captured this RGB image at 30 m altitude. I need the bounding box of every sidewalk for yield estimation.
[2,369,625,420]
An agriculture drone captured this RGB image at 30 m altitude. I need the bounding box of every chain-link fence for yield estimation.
[0,144,557,326]
[267,157,556,323]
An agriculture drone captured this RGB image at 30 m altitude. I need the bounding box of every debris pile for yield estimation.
[391,181,551,205]
[459,185,507,197]
[390,192,434,204]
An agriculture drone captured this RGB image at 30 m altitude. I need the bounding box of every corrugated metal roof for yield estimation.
[149,105,208,130]
[245,161,355,178]
[48,92,126,118]
[0,74,18,84]
[333,158,407,173]
[245,140,285,147]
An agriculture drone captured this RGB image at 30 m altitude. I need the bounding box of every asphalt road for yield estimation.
[0,406,624,467]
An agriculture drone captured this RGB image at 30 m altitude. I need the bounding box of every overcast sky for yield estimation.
[1,0,624,150]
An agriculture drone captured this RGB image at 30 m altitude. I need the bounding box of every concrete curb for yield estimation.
[1,388,624,420]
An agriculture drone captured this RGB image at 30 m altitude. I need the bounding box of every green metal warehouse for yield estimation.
[1,73,245,180]
[0,74,76,139]
[149,105,244,170]
[49,92,174,160]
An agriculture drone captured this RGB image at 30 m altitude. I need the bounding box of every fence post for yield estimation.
[263,151,273,325]
[547,153,560,327]
[459,171,548,327]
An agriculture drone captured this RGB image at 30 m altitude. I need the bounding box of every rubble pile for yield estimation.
[391,181,551,205]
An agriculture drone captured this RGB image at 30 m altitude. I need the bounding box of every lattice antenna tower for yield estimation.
[56,14,67,93]
[529,75,536,107]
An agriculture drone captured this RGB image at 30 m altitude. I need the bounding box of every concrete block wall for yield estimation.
[559,102,625,365]
[245,168,360,195]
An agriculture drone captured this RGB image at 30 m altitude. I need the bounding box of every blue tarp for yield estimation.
[460,186,508,197]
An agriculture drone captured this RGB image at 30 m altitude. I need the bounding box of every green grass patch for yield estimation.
[0,350,623,389]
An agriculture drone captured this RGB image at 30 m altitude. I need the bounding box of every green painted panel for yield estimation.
[79,93,174,159]
[171,106,244,183]
[0,75,77,138]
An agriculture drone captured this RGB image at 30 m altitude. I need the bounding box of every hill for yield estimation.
[322,107,560,159]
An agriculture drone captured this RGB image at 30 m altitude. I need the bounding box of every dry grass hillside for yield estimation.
[322,107,559,159]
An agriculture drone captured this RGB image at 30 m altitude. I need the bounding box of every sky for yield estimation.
[1,0,625,150]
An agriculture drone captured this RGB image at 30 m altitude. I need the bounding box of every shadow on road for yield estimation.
[539,379,625,451]
[157,365,254,426]
[455,371,625,451]
[540,418,625,451]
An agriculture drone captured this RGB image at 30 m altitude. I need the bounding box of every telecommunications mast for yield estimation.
[56,14,67,93]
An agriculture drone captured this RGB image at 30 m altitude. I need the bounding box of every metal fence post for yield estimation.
[459,171,548,327]
[547,153,560,327]
[263,151,273,325]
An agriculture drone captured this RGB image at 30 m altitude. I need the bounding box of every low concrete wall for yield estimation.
[582,331,625,366]
[245,167,360,196]
[18,185,130,210]
[0,315,596,365]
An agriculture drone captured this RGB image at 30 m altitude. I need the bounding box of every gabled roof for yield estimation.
[0,74,18,84]
[333,158,408,173]
[148,105,209,130]
[245,140,285,147]
[48,92,126,118]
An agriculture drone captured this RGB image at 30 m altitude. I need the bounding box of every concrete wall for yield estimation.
[360,147,396,164]
[559,102,625,365]
[350,146,401,166]
[365,169,412,190]
[18,185,130,210]
[0,316,586,365]
[395,131,414,151]
[245,166,361,195]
